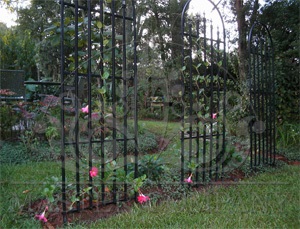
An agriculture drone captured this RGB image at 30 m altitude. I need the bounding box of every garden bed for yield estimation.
[23,153,298,229]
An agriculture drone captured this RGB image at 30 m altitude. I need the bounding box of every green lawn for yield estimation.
[82,165,300,229]
[139,119,181,140]
[1,163,299,228]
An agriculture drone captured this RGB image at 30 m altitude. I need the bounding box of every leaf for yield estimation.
[103,39,110,46]
[102,71,110,79]
[71,196,79,203]
[48,196,55,203]
[50,35,60,46]
[97,87,106,95]
[44,25,57,32]
[83,186,92,193]
[96,21,103,29]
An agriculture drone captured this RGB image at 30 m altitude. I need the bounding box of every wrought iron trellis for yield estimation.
[60,0,137,224]
[57,0,277,225]
[248,22,276,167]
[180,0,227,184]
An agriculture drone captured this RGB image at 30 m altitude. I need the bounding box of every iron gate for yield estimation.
[248,22,276,167]
[180,0,227,184]
[59,0,138,223]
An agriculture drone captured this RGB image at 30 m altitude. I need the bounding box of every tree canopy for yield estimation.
[258,0,299,121]
[0,0,298,121]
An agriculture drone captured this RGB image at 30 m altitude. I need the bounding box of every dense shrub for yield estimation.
[128,154,166,181]
[104,130,158,156]
[0,141,59,165]
[0,142,30,164]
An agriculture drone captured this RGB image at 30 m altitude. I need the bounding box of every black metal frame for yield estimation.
[60,0,137,224]
[58,0,277,225]
[248,22,276,167]
[180,0,227,184]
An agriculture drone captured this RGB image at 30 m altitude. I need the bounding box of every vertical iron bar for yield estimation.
[180,2,187,184]
[99,0,106,204]
[188,22,193,171]
[269,36,275,165]
[195,18,200,185]
[209,23,214,179]
[87,0,93,208]
[259,35,264,164]
[253,42,258,166]
[249,40,253,168]
[267,28,276,164]
[111,0,117,204]
[248,37,252,168]
[258,34,263,166]
[122,0,128,200]
[74,0,81,212]
[270,36,276,164]
[132,0,139,186]
[215,27,221,181]
[252,42,257,168]
[221,22,227,180]
[202,17,207,182]
[264,40,269,164]
[60,0,67,224]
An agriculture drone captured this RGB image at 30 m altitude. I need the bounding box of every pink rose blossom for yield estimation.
[81,105,89,113]
[89,167,98,177]
[184,174,193,183]
[137,193,150,204]
[35,206,48,223]
[212,113,217,119]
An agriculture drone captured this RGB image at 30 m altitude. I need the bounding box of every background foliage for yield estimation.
[1,0,298,121]
[258,0,299,122]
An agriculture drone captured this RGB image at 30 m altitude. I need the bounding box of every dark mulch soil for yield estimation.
[275,155,300,165]
[23,152,298,228]
[23,197,136,228]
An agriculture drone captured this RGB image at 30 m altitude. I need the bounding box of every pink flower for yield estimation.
[35,206,48,223]
[184,174,193,183]
[81,105,89,113]
[89,167,98,177]
[137,193,150,204]
[212,113,217,119]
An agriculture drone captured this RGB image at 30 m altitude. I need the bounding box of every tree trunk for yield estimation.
[235,0,248,83]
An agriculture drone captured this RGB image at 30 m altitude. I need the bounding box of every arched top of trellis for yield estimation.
[181,0,226,40]
[248,21,274,53]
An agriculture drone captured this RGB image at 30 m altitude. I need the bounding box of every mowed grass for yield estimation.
[1,162,299,229]
[139,120,181,140]
[0,161,77,228]
[77,165,300,229]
